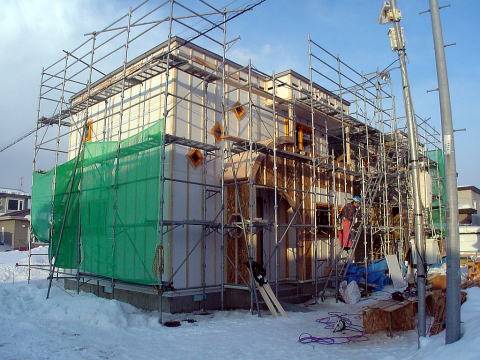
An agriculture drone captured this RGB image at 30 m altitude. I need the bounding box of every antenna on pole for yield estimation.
[378,0,428,342]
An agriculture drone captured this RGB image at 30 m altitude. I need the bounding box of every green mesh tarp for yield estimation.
[31,122,164,285]
[31,170,53,243]
[428,149,447,236]
[31,158,80,268]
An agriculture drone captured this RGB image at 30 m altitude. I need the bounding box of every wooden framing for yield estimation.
[224,137,353,285]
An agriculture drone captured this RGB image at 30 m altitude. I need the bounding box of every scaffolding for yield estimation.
[303,39,445,300]
[30,0,446,317]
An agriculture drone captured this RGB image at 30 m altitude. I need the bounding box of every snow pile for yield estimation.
[0,249,479,360]
[414,287,480,360]
[0,246,48,283]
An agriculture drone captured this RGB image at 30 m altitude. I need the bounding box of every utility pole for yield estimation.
[428,0,461,344]
[378,1,427,338]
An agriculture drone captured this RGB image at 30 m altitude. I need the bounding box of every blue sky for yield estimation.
[0,0,478,191]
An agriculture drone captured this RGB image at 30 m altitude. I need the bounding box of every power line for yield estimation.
[0,127,38,154]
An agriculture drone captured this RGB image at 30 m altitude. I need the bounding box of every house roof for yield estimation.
[275,69,350,106]
[0,209,30,220]
[459,208,477,215]
[458,185,480,195]
[459,225,480,234]
[72,36,348,107]
[71,35,258,102]
[0,188,30,197]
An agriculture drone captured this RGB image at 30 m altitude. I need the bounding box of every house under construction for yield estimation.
[30,0,446,314]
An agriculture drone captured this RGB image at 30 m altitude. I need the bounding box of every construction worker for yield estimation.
[338,196,361,251]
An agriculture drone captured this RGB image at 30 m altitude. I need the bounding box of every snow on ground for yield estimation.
[0,249,478,360]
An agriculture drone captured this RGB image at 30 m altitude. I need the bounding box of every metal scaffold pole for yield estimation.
[247,60,262,316]
[272,72,279,297]
[45,53,72,299]
[379,0,427,338]
[428,0,461,344]
[220,10,227,311]
[201,82,208,313]
[30,68,45,284]
[307,34,318,302]
[111,7,133,302]
[157,0,174,324]
[360,149,368,295]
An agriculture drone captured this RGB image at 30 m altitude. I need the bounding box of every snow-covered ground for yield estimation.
[1,248,478,360]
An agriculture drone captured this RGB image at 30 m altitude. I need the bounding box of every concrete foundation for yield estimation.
[64,278,221,313]
[64,278,316,313]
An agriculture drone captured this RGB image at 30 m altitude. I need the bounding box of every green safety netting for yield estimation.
[31,122,164,285]
[427,149,447,236]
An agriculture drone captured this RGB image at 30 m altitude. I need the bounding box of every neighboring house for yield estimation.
[458,185,480,255]
[0,209,30,250]
[0,188,31,251]
[0,188,30,216]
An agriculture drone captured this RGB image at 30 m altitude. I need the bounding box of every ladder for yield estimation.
[319,171,383,301]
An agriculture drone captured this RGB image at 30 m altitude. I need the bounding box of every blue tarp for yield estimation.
[345,259,391,291]
[428,256,447,269]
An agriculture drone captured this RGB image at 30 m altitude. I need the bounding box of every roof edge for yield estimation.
[458,185,480,194]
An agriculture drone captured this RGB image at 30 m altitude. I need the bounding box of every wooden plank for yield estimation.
[257,285,278,318]
[263,283,288,317]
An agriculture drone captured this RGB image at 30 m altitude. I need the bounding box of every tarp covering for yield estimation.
[346,259,391,291]
[31,122,164,285]
[427,149,447,236]
[32,158,80,269]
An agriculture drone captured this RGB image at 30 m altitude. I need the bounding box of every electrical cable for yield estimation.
[0,127,38,154]
[298,312,369,345]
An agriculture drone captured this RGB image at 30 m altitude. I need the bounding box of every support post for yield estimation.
[220,10,227,311]
[157,0,175,324]
[307,34,318,301]
[272,72,280,297]
[381,0,427,338]
[428,0,461,344]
